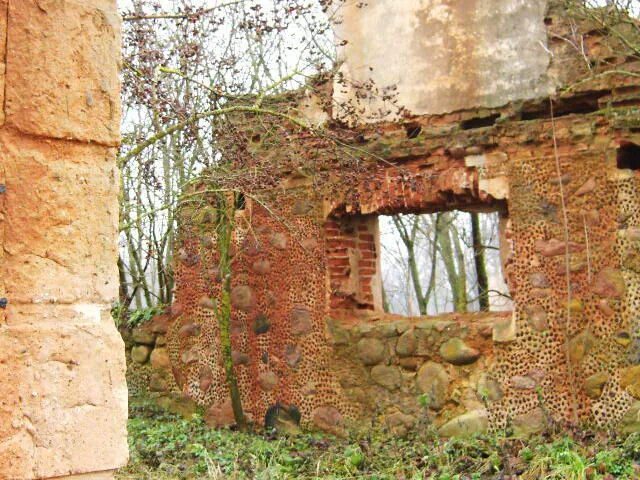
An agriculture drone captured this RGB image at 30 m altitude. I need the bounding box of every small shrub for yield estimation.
[112,303,166,329]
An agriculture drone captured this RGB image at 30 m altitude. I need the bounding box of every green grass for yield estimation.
[117,399,640,479]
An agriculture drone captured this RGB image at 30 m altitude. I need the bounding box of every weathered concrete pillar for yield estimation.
[0,1,127,479]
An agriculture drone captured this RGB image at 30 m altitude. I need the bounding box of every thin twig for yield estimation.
[550,98,579,426]
[118,105,315,169]
[122,1,247,22]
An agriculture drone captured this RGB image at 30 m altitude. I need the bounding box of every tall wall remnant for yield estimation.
[165,1,640,436]
[333,0,553,122]
[0,1,127,479]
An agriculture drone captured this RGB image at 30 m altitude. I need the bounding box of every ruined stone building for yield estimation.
[152,1,640,437]
[1,0,640,479]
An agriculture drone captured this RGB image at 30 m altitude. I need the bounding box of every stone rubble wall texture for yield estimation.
[0,1,127,479]
[171,202,358,431]
[166,2,640,436]
[122,318,199,418]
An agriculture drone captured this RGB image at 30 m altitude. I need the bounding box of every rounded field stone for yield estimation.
[585,371,608,399]
[592,267,626,298]
[311,406,343,433]
[396,329,417,357]
[181,347,199,364]
[251,259,271,275]
[529,272,550,288]
[512,408,547,437]
[416,361,449,410]
[253,313,270,334]
[132,327,155,346]
[231,285,255,312]
[258,371,278,391]
[179,322,201,339]
[510,375,536,390]
[199,366,214,393]
[242,236,262,256]
[150,314,170,334]
[292,199,314,215]
[385,412,416,437]
[231,350,250,365]
[439,409,488,437]
[357,337,385,366]
[149,372,169,392]
[477,373,503,402]
[525,305,548,332]
[291,306,313,336]
[301,237,319,250]
[371,365,402,391]
[131,345,151,364]
[285,344,302,368]
[270,232,288,250]
[150,348,171,371]
[205,399,235,428]
[621,365,640,398]
[568,330,596,364]
[198,296,216,310]
[439,338,480,365]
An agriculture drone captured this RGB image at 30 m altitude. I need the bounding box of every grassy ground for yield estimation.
[117,399,640,479]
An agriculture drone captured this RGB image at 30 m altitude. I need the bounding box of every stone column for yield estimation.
[0,1,128,479]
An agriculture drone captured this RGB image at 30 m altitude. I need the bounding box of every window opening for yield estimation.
[379,210,511,316]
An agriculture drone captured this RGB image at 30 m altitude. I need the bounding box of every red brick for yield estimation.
[324,220,340,229]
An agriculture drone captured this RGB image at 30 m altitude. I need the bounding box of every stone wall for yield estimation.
[328,312,505,436]
[0,1,127,479]
[169,88,640,435]
[122,315,199,419]
[166,3,640,437]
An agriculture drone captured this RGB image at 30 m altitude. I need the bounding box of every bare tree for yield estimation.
[470,212,490,311]
[117,0,338,312]
[381,211,510,316]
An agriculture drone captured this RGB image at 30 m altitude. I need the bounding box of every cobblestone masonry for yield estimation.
[161,3,640,436]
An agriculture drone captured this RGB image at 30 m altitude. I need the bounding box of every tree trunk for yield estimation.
[437,213,467,313]
[450,220,468,312]
[215,195,247,431]
[381,284,390,313]
[471,212,490,311]
[392,215,427,315]
[422,213,442,313]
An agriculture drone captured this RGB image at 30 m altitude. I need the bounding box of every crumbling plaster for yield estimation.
[332,0,553,122]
